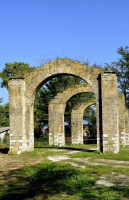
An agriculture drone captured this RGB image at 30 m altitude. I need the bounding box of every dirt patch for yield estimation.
[0,154,44,176]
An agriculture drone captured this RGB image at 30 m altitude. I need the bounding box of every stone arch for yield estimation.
[71,93,127,147]
[71,100,96,145]
[8,58,119,154]
[49,83,94,146]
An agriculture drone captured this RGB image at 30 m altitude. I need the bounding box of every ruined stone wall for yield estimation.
[23,59,101,152]
[71,100,96,144]
[8,58,119,154]
[49,83,93,146]
[99,73,119,153]
[8,79,26,154]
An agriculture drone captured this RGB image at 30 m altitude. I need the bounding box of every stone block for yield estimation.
[103,134,108,138]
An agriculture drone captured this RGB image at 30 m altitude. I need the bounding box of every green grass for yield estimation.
[69,148,129,161]
[0,141,9,148]
[34,141,97,149]
[0,161,129,200]
[0,143,129,199]
[0,161,95,200]
[1,141,129,161]
[65,143,97,149]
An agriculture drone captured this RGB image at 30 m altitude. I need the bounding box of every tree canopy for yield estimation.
[0,103,9,127]
[0,62,35,88]
[105,46,129,107]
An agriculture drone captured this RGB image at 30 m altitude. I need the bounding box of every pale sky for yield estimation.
[0,0,129,104]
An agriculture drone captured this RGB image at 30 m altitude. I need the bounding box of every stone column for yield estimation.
[71,108,83,144]
[71,100,96,145]
[99,72,119,153]
[95,93,101,150]
[125,108,129,145]
[8,78,27,154]
[49,103,65,146]
[118,92,125,146]
[25,97,34,152]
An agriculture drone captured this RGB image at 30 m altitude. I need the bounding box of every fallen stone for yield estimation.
[47,155,70,162]
[68,162,86,169]
[96,177,114,187]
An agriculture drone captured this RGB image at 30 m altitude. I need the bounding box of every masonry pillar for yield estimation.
[118,92,126,146]
[8,78,27,154]
[25,97,34,152]
[71,100,96,145]
[71,108,83,144]
[49,103,65,146]
[125,108,129,145]
[96,94,100,150]
[99,72,119,153]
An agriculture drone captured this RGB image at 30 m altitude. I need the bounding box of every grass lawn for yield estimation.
[0,142,129,200]
[69,148,129,161]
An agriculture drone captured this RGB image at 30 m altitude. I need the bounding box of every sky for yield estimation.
[0,0,129,105]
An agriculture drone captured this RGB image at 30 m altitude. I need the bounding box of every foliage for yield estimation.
[0,62,35,88]
[0,103,9,127]
[105,46,129,107]
[0,62,35,129]
[84,105,97,143]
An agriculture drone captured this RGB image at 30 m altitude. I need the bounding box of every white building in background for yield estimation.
[0,127,10,142]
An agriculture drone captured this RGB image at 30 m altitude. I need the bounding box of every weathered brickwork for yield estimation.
[8,79,26,154]
[8,58,120,154]
[49,83,93,146]
[71,100,96,144]
[125,108,129,145]
[118,92,126,146]
[70,93,126,146]
[99,73,119,153]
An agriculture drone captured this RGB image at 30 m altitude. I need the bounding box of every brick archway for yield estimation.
[8,58,119,154]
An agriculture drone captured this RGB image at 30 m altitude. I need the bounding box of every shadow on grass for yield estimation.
[0,148,9,154]
[0,145,96,155]
[0,162,94,200]
[0,162,129,200]
[35,146,97,152]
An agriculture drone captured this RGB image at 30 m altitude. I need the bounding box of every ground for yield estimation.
[0,143,129,200]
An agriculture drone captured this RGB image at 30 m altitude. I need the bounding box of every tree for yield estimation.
[0,62,35,128]
[105,46,129,107]
[0,103,9,127]
[84,105,97,143]
[0,99,9,127]
[0,62,35,88]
